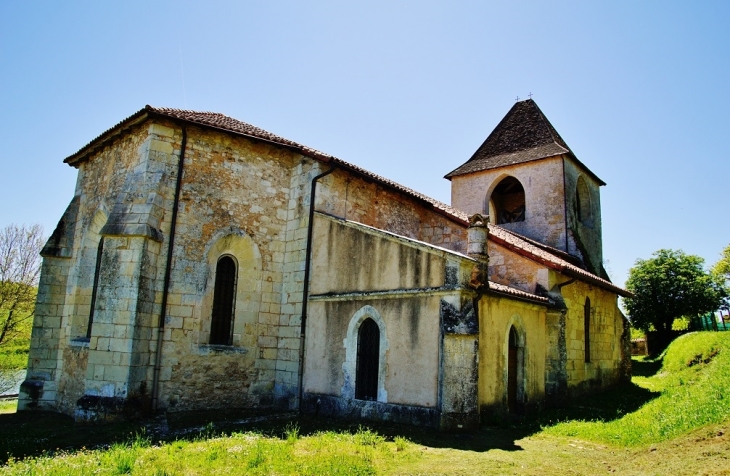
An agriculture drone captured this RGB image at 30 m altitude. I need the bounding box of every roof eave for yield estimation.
[488,230,630,297]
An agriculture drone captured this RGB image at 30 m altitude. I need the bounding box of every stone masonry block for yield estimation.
[149,123,175,138]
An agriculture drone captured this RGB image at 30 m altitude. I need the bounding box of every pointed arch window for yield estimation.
[584,297,591,363]
[355,318,380,400]
[489,177,525,224]
[210,256,237,345]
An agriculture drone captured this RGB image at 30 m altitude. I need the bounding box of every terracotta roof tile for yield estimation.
[487,281,550,304]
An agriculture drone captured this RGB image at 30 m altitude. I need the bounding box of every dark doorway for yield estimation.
[355,318,380,400]
[507,326,519,412]
[210,256,236,345]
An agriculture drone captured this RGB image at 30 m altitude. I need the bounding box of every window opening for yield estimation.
[86,237,105,339]
[490,177,525,224]
[576,177,593,227]
[584,297,591,363]
[507,326,519,412]
[210,256,237,345]
[355,318,380,400]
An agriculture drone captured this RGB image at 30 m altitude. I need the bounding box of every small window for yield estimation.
[210,256,237,345]
[355,318,380,400]
[576,177,593,227]
[86,237,105,339]
[489,177,525,225]
[584,297,591,363]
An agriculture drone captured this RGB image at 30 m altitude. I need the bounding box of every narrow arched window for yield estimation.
[355,318,380,400]
[210,256,237,345]
[584,297,591,363]
[576,177,593,227]
[507,326,519,412]
[489,177,525,224]
[86,237,105,339]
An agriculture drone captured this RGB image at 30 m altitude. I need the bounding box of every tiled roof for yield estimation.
[63,105,627,297]
[488,224,631,297]
[487,281,550,304]
[444,100,605,185]
[64,106,469,225]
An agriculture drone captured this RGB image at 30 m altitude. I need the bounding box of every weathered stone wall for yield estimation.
[487,241,549,294]
[305,214,474,410]
[150,122,318,412]
[316,170,467,253]
[477,295,547,416]
[22,122,164,415]
[450,156,568,252]
[559,279,626,393]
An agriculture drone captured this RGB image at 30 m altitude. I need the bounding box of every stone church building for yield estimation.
[20,99,631,429]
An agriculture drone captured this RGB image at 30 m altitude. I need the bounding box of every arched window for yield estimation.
[584,297,591,363]
[507,326,519,412]
[355,318,380,400]
[576,176,593,227]
[489,177,525,225]
[210,256,237,345]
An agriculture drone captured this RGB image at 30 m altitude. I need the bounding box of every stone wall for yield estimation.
[477,295,547,417]
[563,159,604,276]
[450,156,568,252]
[316,169,467,253]
[487,241,548,294]
[559,279,627,393]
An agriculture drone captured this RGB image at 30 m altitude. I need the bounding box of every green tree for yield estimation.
[713,244,730,280]
[624,249,727,337]
[712,244,730,312]
[0,224,44,346]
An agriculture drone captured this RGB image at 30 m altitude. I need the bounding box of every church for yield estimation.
[20,99,631,429]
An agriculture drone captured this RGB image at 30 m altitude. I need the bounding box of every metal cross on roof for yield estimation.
[528,92,533,99]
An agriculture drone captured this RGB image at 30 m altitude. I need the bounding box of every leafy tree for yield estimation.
[713,244,730,280]
[712,244,730,312]
[0,224,44,346]
[624,249,727,337]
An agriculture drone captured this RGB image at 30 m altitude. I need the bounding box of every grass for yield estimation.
[1,426,408,475]
[0,319,32,371]
[0,333,31,371]
[0,331,728,475]
[543,331,730,446]
[0,400,17,414]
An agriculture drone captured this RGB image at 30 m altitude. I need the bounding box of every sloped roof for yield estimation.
[63,105,627,296]
[488,224,631,297]
[64,105,468,224]
[444,99,605,185]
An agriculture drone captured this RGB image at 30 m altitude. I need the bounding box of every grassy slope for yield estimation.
[1,331,729,475]
[0,324,31,371]
[543,331,730,446]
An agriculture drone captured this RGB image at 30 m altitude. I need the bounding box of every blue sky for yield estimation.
[1,1,728,287]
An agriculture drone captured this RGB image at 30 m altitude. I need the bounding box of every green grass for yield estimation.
[0,329,31,371]
[0,401,16,414]
[0,426,410,475]
[543,331,730,446]
[1,331,729,475]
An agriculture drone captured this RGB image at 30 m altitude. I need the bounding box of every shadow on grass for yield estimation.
[532,381,660,431]
[632,357,663,377]
[0,382,661,462]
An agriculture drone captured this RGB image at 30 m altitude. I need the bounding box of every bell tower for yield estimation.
[445,99,607,278]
